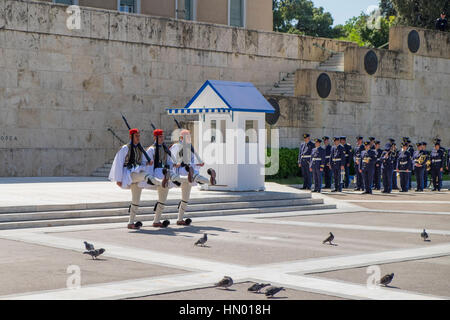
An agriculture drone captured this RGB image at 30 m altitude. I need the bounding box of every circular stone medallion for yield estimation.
[316,73,331,99]
[364,50,378,75]
[266,98,280,125]
[408,30,420,53]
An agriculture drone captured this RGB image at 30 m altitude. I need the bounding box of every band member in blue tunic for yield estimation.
[430,141,445,191]
[322,136,332,189]
[413,142,426,192]
[340,136,352,189]
[330,137,345,192]
[353,136,365,191]
[396,142,412,192]
[381,143,395,193]
[360,141,377,194]
[310,138,326,193]
[298,133,315,190]
[373,141,382,190]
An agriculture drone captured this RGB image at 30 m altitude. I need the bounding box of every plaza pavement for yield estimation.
[0,177,448,300]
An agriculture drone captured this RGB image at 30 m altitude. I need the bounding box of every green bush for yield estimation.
[265,148,301,179]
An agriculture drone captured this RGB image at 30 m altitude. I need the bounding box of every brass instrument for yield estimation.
[417,154,427,165]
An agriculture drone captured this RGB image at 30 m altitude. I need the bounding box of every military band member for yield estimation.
[413,142,426,192]
[405,137,414,190]
[422,141,430,188]
[360,141,377,194]
[369,137,376,150]
[340,136,353,188]
[396,142,412,192]
[310,138,326,193]
[169,129,217,225]
[353,136,365,191]
[322,136,332,189]
[142,129,175,228]
[389,139,399,190]
[433,138,444,190]
[374,141,382,190]
[109,128,153,230]
[298,133,315,190]
[330,137,345,192]
[430,141,445,191]
[381,143,395,193]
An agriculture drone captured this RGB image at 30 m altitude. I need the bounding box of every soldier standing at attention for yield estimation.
[373,141,382,190]
[369,137,376,150]
[298,134,315,190]
[360,141,377,194]
[322,136,332,189]
[405,138,415,190]
[396,142,412,192]
[353,136,365,191]
[436,11,448,32]
[381,143,395,193]
[330,137,345,192]
[310,138,326,193]
[340,136,353,189]
[430,140,445,192]
[413,142,426,192]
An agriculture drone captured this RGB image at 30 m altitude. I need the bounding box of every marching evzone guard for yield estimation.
[381,143,395,193]
[340,137,353,189]
[309,138,326,193]
[169,129,217,225]
[360,141,377,194]
[322,136,332,189]
[109,128,154,230]
[353,136,365,191]
[298,134,315,190]
[373,141,382,190]
[413,142,426,192]
[396,142,412,192]
[430,140,445,192]
[141,129,175,228]
[329,137,345,192]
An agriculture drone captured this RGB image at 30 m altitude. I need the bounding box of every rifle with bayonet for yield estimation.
[120,112,153,165]
[174,119,203,165]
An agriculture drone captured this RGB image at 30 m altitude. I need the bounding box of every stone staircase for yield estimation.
[317,52,345,72]
[0,192,336,230]
[91,160,113,177]
[265,52,345,97]
[265,72,296,96]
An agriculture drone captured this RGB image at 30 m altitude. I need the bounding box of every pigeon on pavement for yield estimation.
[323,232,334,245]
[421,229,429,241]
[84,241,95,251]
[83,248,105,260]
[248,283,271,293]
[378,273,394,286]
[194,233,208,247]
[265,286,285,298]
[215,276,233,289]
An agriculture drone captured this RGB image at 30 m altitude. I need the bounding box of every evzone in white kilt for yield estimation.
[169,130,217,225]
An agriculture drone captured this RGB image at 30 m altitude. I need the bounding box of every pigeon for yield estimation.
[323,232,334,245]
[83,248,105,260]
[265,286,285,298]
[248,283,271,293]
[378,273,394,286]
[194,233,207,247]
[215,276,233,289]
[421,229,429,241]
[83,241,95,251]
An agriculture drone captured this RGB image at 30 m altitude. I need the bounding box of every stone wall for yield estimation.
[0,0,357,176]
[269,26,450,149]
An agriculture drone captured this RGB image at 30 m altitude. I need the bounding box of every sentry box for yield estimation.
[166,80,275,191]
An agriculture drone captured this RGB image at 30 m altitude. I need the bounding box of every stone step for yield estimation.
[0,192,313,214]
[0,203,337,230]
[0,198,324,222]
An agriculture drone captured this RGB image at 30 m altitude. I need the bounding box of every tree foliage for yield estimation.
[388,0,448,29]
[273,0,345,38]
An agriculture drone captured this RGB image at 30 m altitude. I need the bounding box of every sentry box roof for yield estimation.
[166,80,275,115]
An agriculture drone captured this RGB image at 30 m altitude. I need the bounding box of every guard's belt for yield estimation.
[312,158,322,161]
[432,159,442,162]
[332,158,341,161]
[301,155,311,158]
[400,161,408,165]
[325,156,330,159]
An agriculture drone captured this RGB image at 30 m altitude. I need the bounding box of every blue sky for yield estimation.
[312,0,381,26]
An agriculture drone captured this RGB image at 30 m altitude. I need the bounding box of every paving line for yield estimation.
[346,200,450,204]
[229,217,450,236]
[364,209,450,216]
[248,273,446,300]
[258,243,450,274]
